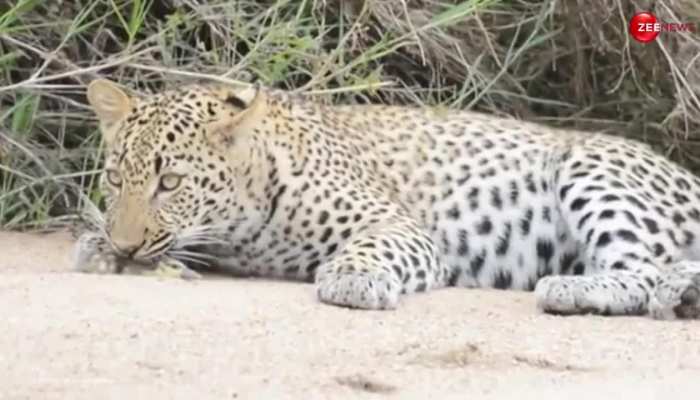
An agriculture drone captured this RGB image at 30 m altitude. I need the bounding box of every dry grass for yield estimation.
[1,0,699,229]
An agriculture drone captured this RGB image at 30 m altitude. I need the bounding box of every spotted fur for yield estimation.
[77,79,700,319]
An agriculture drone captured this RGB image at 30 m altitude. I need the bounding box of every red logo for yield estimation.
[629,12,659,43]
[629,11,696,43]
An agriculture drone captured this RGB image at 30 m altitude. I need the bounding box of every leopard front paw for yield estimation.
[72,232,120,274]
[534,276,580,315]
[315,265,401,310]
[535,274,650,316]
[649,273,700,320]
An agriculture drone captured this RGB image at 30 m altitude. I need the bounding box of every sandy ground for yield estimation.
[1,231,699,400]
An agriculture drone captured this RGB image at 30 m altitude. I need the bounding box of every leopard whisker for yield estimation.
[174,238,229,247]
[170,255,210,267]
[166,249,216,266]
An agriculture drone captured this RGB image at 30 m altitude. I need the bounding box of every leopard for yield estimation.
[75,78,700,320]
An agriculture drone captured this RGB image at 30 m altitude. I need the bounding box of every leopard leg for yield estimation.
[535,145,677,317]
[315,215,446,310]
[72,231,121,274]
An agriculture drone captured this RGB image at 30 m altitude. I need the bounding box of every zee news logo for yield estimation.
[629,11,696,43]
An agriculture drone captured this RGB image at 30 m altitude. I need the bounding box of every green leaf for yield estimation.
[431,0,496,28]
[0,50,20,67]
[0,0,41,32]
[11,94,40,137]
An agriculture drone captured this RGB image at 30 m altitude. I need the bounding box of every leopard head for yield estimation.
[87,79,272,263]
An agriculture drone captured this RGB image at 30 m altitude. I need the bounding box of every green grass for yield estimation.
[1,0,699,230]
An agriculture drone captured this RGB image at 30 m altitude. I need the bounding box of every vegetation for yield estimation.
[1,0,699,230]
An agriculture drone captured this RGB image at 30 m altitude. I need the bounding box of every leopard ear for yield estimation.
[87,79,132,127]
[205,83,267,147]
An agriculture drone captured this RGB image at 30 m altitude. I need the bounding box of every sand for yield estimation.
[1,230,698,399]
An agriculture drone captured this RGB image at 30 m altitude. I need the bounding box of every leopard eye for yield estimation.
[158,173,183,192]
[105,169,122,187]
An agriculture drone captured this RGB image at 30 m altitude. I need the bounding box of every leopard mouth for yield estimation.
[122,233,175,264]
